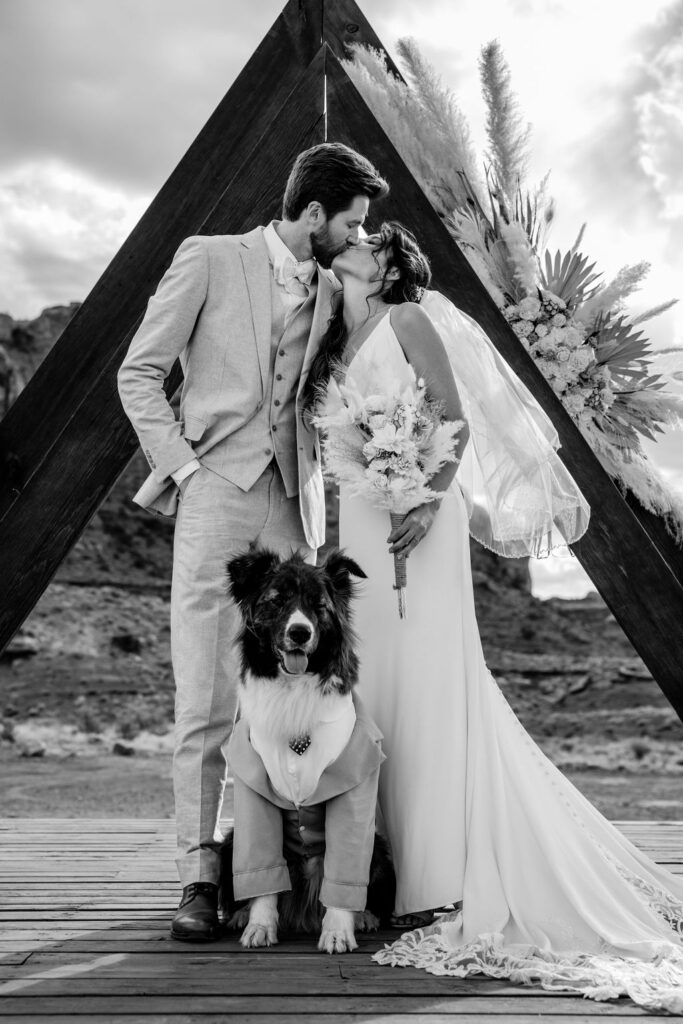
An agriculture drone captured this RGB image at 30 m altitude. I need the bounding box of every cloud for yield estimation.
[634,5,683,220]
[0,161,147,316]
[529,547,595,600]
[0,0,280,192]
[541,2,683,239]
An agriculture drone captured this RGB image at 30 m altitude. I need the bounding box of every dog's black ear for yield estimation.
[321,549,367,599]
[227,547,280,607]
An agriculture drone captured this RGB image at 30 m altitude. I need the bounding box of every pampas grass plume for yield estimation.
[479,40,531,205]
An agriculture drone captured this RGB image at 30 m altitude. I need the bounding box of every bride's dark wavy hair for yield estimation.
[301,221,432,415]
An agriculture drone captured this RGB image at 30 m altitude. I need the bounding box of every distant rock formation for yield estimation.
[0,304,80,413]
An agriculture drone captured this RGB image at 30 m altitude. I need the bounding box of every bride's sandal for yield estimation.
[390,910,436,929]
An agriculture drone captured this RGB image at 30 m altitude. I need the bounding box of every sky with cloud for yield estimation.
[1,0,681,596]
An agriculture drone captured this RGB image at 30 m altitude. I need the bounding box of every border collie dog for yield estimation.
[221,547,395,953]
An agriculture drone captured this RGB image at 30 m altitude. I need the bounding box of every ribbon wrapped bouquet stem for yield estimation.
[390,511,409,618]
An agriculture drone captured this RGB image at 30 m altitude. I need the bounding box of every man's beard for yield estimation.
[310,227,346,268]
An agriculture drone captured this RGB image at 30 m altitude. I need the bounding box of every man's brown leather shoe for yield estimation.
[171,882,221,942]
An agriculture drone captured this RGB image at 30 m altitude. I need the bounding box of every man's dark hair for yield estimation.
[282,142,389,221]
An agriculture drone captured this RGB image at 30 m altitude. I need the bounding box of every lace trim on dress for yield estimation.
[373,913,683,1014]
[601,847,683,938]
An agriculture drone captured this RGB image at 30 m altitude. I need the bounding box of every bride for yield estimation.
[302,222,683,1012]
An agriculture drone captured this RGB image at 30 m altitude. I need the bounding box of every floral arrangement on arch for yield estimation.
[344,39,683,541]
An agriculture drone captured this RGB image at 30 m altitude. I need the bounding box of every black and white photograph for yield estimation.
[1,0,683,1019]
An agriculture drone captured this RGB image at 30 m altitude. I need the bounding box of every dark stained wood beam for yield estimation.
[323,1,403,79]
[324,45,683,720]
[622,493,683,582]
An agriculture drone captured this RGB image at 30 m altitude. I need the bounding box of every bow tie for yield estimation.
[281,256,317,290]
[289,734,311,756]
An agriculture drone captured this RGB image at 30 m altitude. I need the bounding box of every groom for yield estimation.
[117,143,389,941]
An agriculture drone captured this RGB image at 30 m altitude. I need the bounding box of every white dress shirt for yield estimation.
[249,691,356,806]
[172,221,317,486]
[262,220,317,325]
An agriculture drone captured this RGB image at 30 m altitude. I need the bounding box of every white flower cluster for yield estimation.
[314,366,463,515]
[359,378,441,507]
[504,292,615,425]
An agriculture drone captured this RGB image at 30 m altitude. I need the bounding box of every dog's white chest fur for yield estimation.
[240,672,356,804]
[239,671,352,741]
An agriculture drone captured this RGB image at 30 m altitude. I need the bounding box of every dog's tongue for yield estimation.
[283,650,308,675]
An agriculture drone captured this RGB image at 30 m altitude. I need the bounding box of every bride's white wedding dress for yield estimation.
[337,309,683,1012]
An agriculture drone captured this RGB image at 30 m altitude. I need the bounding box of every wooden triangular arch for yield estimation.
[1,0,682,719]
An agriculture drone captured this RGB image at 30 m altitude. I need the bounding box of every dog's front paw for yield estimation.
[240,894,279,948]
[241,921,278,948]
[318,907,358,954]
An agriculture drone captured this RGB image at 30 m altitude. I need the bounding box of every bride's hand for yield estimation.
[388,501,441,557]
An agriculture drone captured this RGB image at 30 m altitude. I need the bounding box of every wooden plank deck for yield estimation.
[0,819,681,1022]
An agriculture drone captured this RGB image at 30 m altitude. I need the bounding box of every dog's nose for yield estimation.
[287,624,312,646]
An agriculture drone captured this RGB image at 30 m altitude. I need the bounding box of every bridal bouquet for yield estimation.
[313,364,463,618]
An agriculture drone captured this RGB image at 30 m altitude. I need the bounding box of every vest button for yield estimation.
[264,448,272,456]
[276,374,283,381]
[274,399,281,407]
[279,349,286,357]
[272,425,278,432]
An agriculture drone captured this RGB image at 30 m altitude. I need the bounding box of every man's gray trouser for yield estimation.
[170,462,315,885]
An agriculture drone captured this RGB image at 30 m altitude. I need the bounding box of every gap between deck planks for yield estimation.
[0,818,681,1022]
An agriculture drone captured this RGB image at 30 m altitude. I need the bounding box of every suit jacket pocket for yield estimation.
[182,413,208,443]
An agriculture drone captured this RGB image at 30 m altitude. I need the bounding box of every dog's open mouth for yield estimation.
[279,648,309,675]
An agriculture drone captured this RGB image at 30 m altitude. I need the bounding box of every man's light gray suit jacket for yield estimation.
[117,227,340,549]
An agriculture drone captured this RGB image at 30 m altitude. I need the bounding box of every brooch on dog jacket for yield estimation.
[289,735,311,756]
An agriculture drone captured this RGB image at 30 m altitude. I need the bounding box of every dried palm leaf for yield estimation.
[541,249,602,308]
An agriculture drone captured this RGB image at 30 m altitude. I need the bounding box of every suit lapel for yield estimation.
[239,227,272,392]
[308,719,384,804]
[227,720,292,809]
[300,268,341,383]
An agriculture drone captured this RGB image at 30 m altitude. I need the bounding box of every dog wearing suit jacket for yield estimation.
[222,547,395,953]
